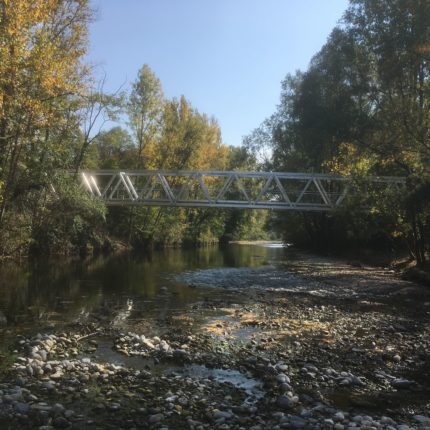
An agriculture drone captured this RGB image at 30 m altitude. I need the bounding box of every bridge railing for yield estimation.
[77,170,406,211]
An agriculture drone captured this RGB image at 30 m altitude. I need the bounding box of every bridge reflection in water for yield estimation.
[79,170,405,212]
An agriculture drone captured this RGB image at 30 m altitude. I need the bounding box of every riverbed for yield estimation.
[0,243,429,429]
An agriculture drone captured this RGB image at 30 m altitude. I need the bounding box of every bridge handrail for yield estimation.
[77,169,406,183]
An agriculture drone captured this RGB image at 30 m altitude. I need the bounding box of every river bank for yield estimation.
[0,246,429,429]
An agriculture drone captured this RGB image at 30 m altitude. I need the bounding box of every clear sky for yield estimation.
[88,0,349,146]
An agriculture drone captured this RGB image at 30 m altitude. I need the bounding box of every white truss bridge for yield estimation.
[79,170,405,212]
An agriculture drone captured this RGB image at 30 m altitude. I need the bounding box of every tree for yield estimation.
[89,127,134,169]
[0,0,93,225]
[244,0,430,263]
[127,64,164,168]
[0,1,120,256]
[344,0,430,176]
[73,77,125,171]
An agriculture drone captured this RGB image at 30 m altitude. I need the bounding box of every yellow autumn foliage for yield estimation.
[324,142,376,176]
[0,0,90,132]
[143,97,229,172]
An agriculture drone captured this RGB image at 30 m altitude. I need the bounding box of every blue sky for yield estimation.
[88,0,349,146]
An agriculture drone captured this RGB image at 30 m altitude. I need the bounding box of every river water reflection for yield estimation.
[0,243,286,341]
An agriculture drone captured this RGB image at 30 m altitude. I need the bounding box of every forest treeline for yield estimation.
[245,0,430,266]
[0,0,429,265]
[0,0,269,256]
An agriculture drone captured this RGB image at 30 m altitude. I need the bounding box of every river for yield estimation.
[0,243,429,429]
[0,243,286,350]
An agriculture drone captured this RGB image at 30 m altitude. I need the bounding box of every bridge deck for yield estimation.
[78,170,405,211]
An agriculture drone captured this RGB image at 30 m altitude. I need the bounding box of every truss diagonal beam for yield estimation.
[77,170,406,212]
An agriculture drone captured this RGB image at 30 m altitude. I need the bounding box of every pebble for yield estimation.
[277,395,295,409]
[289,416,307,429]
[414,416,430,426]
[149,413,164,424]
[52,417,71,428]
[391,379,414,389]
[14,402,30,414]
[15,376,26,386]
[381,417,396,425]
[276,364,289,372]
[334,412,345,421]
[213,410,233,420]
[304,363,318,373]
[276,373,290,384]
[52,403,65,416]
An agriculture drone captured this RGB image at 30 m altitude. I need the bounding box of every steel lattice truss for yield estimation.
[78,170,405,211]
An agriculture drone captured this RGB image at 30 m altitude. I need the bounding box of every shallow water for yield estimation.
[0,244,286,345]
[169,364,265,404]
[85,337,265,405]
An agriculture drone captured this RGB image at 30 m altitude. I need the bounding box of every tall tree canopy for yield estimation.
[246,0,430,263]
[127,64,164,168]
[0,0,92,217]
[0,0,109,255]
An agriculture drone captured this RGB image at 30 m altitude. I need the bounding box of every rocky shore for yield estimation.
[0,256,429,429]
